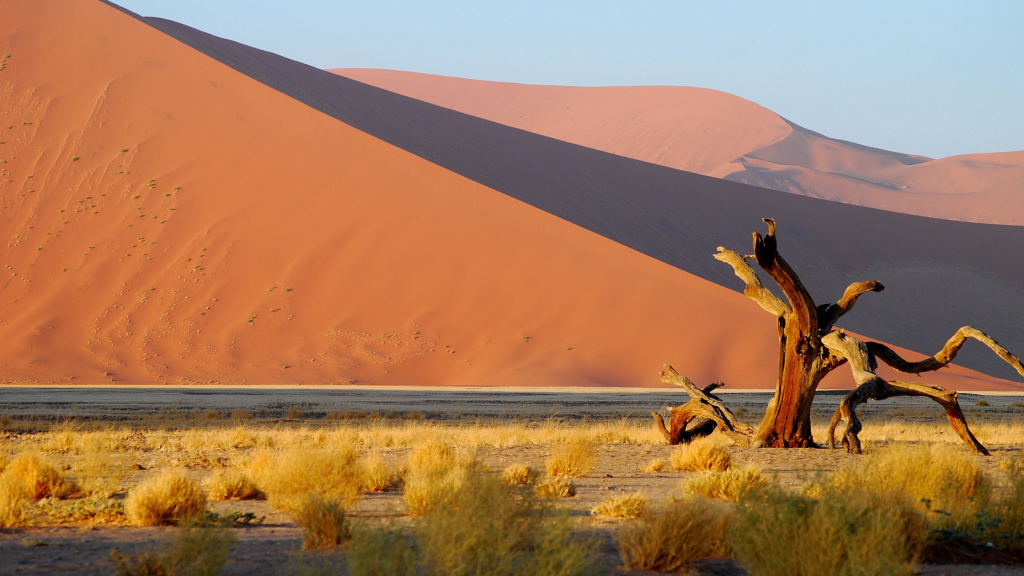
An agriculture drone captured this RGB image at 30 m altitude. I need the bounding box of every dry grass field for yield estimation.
[1,387,1023,575]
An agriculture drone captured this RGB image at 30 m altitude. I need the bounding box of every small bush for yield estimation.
[683,467,769,501]
[417,471,597,576]
[112,524,235,576]
[591,491,647,519]
[293,495,350,549]
[363,456,402,492]
[4,452,77,499]
[828,445,987,529]
[248,447,364,511]
[205,470,262,501]
[501,464,540,486]
[669,437,731,472]
[347,526,418,576]
[535,477,577,498]
[126,471,207,526]
[0,473,30,527]
[731,490,926,576]
[402,441,479,516]
[618,497,731,572]
[975,400,990,407]
[545,439,596,477]
[643,459,667,473]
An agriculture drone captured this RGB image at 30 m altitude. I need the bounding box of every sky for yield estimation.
[116,0,1023,159]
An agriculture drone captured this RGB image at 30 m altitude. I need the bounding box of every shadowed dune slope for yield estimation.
[0,0,1018,391]
[125,19,1024,382]
[0,0,963,391]
[334,69,1024,226]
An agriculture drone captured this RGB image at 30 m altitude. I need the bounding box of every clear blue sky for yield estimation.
[116,0,1023,159]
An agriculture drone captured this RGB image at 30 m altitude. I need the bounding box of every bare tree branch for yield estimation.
[822,330,989,454]
[652,365,754,445]
[713,247,790,316]
[752,218,818,332]
[868,326,1024,379]
[817,281,884,332]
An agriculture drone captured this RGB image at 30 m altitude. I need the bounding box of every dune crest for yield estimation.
[0,0,1017,391]
[334,69,1024,225]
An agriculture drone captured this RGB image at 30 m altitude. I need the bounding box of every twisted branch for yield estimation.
[868,326,1024,378]
[651,365,754,445]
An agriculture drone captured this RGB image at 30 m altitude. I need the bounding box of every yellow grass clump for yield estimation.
[125,471,207,526]
[293,495,351,549]
[683,467,769,502]
[362,455,403,492]
[618,497,732,573]
[731,490,926,576]
[4,452,77,499]
[826,444,987,528]
[545,439,596,477]
[0,473,30,528]
[403,441,481,516]
[534,477,577,498]
[591,491,648,519]
[501,463,540,486]
[205,469,263,501]
[247,446,365,511]
[112,525,236,576]
[416,471,597,576]
[669,437,732,472]
[643,459,667,473]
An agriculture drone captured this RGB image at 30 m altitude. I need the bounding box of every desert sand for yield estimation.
[334,69,1024,226]
[0,0,1020,391]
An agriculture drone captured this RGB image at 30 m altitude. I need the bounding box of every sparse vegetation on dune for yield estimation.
[247,446,364,511]
[683,467,769,502]
[592,490,648,519]
[618,497,732,573]
[112,524,236,576]
[545,437,596,477]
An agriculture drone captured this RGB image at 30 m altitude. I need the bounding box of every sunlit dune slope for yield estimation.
[0,0,1015,391]
[334,69,1024,226]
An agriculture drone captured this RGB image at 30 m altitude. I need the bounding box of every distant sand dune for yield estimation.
[0,0,1019,391]
[334,69,1024,226]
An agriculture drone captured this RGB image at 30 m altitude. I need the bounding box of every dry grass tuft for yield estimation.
[731,489,926,576]
[643,459,667,473]
[535,477,577,498]
[125,471,207,526]
[347,526,418,576]
[618,497,732,573]
[669,437,732,472]
[0,473,30,527]
[112,524,235,576]
[501,463,540,486]
[362,455,402,492]
[416,471,597,576]
[205,469,263,501]
[403,441,481,516]
[545,439,596,477]
[247,446,364,511]
[4,452,77,499]
[683,467,769,502]
[293,495,350,549]
[591,491,648,519]
[827,444,987,529]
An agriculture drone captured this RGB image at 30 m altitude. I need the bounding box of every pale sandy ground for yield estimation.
[2,387,1023,574]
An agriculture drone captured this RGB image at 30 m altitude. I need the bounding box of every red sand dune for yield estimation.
[0,0,1016,392]
[335,69,1024,226]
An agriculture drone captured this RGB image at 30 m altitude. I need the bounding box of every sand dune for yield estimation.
[0,0,1017,391]
[140,28,1024,381]
[335,69,1024,225]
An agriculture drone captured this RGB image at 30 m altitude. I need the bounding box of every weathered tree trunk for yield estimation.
[689,218,1023,453]
[651,365,754,445]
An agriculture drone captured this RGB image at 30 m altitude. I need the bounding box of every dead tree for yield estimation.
[664,218,1024,453]
[651,365,754,445]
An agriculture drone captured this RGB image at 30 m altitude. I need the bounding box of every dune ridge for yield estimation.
[0,0,1017,391]
[334,69,1024,226]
